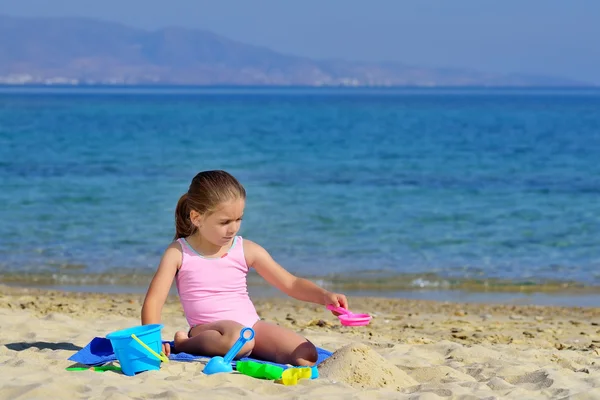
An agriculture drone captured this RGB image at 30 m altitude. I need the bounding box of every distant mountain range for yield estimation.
[0,15,591,87]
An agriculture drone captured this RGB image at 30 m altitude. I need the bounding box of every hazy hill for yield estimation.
[0,15,589,86]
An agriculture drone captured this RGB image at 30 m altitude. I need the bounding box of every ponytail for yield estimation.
[174,193,196,239]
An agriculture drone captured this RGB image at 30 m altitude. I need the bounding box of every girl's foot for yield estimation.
[174,330,189,347]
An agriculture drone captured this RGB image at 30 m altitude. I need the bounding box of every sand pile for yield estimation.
[317,343,418,391]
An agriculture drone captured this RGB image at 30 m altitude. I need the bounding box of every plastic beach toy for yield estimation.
[204,327,255,375]
[236,361,319,383]
[280,367,313,385]
[106,324,166,376]
[236,360,284,380]
[66,365,122,373]
[326,305,372,326]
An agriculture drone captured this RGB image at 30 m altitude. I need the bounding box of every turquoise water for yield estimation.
[1,87,599,291]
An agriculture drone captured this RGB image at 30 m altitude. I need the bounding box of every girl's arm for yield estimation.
[245,240,348,308]
[141,242,181,325]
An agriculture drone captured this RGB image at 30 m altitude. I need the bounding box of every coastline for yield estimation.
[1,284,599,398]
[3,271,600,308]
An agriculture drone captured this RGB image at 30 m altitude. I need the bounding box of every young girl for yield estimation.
[141,170,348,366]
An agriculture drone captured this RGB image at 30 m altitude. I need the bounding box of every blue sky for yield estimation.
[2,0,598,83]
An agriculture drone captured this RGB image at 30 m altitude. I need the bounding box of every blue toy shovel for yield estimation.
[203,327,255,375]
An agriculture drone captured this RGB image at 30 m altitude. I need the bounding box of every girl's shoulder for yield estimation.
[167,239,184,252]
[241,237,257,266]
[163,239,184,269]
[241,236,259,252]
[241,238,271,268]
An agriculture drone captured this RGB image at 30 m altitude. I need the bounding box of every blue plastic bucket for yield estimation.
[106,324,164,376]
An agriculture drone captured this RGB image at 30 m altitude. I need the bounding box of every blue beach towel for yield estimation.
[68,337,332,370]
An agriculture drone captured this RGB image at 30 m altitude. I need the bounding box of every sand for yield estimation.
[1,284,599,399]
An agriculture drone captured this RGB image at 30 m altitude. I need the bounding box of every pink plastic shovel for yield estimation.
[326,305,372,326]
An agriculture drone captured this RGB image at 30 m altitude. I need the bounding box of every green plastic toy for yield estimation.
[66,365,122,373]
[236,360,283,380]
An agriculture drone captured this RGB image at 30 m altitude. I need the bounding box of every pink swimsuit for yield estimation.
[175,236,260,328]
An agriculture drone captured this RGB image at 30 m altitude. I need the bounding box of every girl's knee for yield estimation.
[291,341,318,366]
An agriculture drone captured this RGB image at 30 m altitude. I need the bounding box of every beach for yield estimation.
[1,88,600,399]
[1,284,599,399]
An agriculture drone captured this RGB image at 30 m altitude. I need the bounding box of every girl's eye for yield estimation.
[220,218,242,225]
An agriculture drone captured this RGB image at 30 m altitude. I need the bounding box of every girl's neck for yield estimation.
[185,233,232,258]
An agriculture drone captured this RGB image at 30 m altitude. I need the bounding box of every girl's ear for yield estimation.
[190,210,204,228]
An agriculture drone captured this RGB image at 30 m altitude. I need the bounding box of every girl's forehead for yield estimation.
[212,199,245,216]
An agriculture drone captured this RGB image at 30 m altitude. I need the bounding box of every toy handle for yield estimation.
[223,327,255,364]
[131,333,169,363]
[326,304,351,316]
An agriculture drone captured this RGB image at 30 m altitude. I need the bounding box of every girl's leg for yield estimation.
[173,320,254,357]
[251,320,318,366]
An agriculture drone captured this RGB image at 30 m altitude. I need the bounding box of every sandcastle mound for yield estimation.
[318,343,418,391]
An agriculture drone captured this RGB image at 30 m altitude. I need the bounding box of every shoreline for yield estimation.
[4,280,600,308]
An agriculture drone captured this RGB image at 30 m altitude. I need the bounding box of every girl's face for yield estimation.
[193,198,245,246]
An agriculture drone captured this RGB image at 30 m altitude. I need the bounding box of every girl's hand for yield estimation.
[324,291,348,315]
[162,342,171,357]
